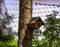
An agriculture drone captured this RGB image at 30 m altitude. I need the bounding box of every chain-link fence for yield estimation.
[33,2,60,39]
[0,0,60,40]
[33,3,60,21]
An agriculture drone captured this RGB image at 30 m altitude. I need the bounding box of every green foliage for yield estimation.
[32,37,40,47]
[43,12,60,47]
[32,11,60,47]
[0,38,18,47]
[0,0,18,46]
[32,37,49,47]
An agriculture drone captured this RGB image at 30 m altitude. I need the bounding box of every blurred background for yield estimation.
[0,0,60,47]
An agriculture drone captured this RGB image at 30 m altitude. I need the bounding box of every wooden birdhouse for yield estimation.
[23,17,44,47]
[27,17,44,30]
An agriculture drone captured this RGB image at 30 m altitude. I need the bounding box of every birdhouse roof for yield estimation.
[29,17,44,25]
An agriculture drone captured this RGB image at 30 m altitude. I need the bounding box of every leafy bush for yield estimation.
[32,37,49,47]
[0,37,18,47]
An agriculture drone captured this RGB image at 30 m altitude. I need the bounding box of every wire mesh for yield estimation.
[33,3,60,22]
[33,2,60,39]
[0,0,60,38]
[4,0,19,32]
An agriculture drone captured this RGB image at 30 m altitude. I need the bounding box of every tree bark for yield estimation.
[18,0,32,47]
[23,30,33,47]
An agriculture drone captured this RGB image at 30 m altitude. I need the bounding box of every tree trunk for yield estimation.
[23,30,33,47]
[18,0,32,47]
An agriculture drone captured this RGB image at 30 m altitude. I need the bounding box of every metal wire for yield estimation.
[1,0,60,35]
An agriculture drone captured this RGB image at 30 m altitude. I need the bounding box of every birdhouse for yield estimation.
[27,17,44,30]
[23,17,44,47]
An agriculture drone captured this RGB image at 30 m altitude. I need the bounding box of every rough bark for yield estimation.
[23,29,33,47]
[18,0,32,47]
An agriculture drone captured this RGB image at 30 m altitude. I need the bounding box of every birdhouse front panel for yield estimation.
[27,17,44,30]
